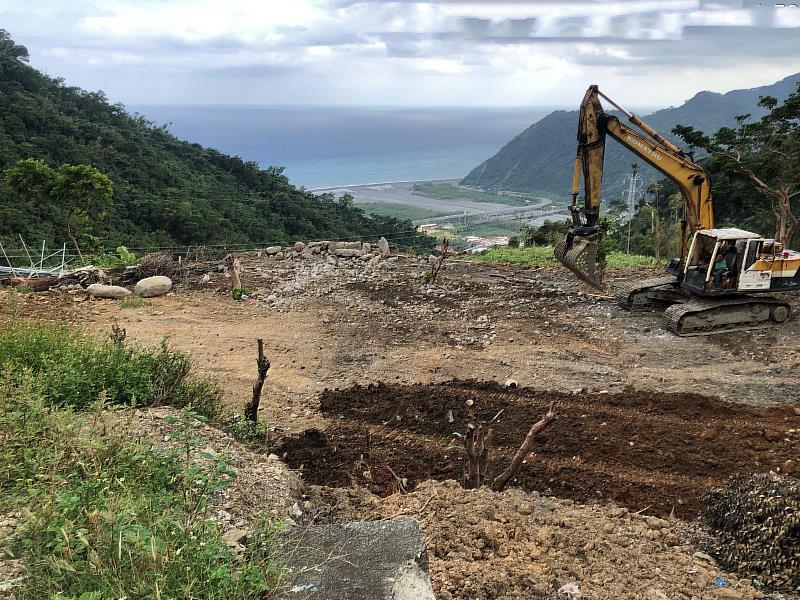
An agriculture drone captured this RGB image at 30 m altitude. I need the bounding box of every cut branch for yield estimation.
[465,424,493,489]
[491,401,558,492]
[244,338,270,423]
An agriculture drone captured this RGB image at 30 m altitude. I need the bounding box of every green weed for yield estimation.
[226,414,272,448]
[117,296,151,309]
[0,321,222,418]
[0,373,284,599]
[466,245,661,268]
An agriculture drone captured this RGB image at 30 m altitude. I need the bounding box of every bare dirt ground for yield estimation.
[5,251,800,599]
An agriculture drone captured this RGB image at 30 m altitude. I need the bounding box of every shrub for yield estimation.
[116,245,138,265]
[0,321,222,418]
[0,373,285,599]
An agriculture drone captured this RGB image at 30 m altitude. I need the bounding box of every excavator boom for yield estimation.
[555,85,714,287]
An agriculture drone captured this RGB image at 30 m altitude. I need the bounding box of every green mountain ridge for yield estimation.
[0,32,430,254]
[461,73,800,200]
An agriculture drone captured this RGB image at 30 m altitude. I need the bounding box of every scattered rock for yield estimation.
[86,283,131,299]
[221,528,248,547]
[134,276,173,298]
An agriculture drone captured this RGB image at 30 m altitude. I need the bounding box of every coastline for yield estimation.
[307,177,459,193]
[309,178,567,226]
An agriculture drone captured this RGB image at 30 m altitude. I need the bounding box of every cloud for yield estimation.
[1,0,799,105]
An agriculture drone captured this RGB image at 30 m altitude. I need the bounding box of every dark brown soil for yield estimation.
[277,380,800,519]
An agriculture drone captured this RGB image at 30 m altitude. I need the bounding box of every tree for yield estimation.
[673,84,800,247]
[0,29,29,62]
[3,159,113,260]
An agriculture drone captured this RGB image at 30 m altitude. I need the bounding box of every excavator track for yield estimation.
[614,276,680,310]
[663,296,792,336]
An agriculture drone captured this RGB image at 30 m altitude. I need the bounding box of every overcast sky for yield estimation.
[2,1,800,107]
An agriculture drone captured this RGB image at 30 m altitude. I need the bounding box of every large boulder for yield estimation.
[294,241,306,253]
[284,518,434,600]
[265,246,282,255]
[134,276,172,298]
[378,237,390,256]
[334,248,362,258]
[86,283,131,299]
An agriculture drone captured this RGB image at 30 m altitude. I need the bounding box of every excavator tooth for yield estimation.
[554,235,603,289]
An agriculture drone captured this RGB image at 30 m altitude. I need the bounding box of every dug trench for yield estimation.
[277,380,800,519]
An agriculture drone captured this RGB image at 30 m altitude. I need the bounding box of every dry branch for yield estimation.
[244,338,270,422]
[491,401,557,492]
[110,319,126,345]
[429,238,450,285]
[224,253,242,290]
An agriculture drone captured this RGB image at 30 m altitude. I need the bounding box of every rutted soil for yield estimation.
[279,380,800,518]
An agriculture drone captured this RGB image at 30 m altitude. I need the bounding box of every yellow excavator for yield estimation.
[554,85,799,335]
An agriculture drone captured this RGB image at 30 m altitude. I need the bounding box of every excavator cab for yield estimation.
[682,229,773,295]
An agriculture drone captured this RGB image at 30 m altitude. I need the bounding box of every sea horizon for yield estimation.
[129,105,559,189]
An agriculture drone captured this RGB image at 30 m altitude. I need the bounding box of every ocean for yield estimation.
[129,105,553,189]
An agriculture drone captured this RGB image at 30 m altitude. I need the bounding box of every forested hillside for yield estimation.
[0,31,430,252]
[461,74,800,199]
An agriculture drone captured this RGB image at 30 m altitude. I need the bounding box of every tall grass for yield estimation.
[0,320,222,419]
[1,373,284,599]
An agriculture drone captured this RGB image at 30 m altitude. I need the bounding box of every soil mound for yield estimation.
[278,380,799,518]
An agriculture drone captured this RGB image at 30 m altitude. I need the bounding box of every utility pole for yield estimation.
[648,180,662,262]
[625,163,641,254]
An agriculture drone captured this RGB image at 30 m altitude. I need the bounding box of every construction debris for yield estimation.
[701,472,800,590]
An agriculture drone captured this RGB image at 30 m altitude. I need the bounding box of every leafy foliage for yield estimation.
[116,245,137,265]
[0,31,432,253]
[4,158,113,259]
[673,83,800,246]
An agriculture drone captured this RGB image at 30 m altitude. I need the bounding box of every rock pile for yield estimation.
[253,240,399,309]
[262,239,390,262]
[701,472,800,591]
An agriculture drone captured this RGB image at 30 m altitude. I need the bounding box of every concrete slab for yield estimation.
[284,518,435,599]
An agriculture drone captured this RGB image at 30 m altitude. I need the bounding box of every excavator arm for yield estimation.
[555,85,714,287]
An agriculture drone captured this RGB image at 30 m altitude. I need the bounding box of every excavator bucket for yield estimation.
[554,234,603,289]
